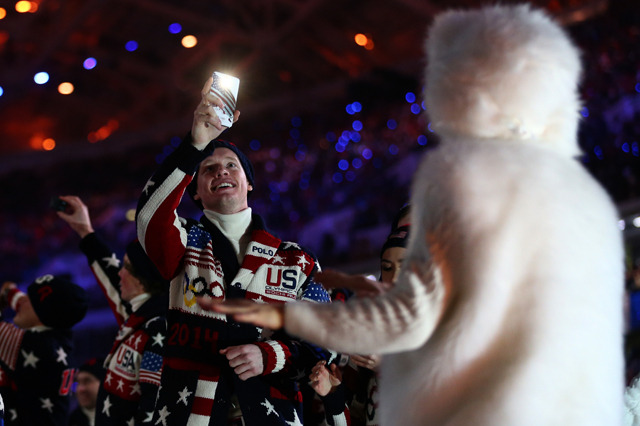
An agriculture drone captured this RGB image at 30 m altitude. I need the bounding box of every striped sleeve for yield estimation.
[136,134,211,280]
[255,340,292,375]
[0,322,25,371]
[322,383,351,426]
[79,233,128,325]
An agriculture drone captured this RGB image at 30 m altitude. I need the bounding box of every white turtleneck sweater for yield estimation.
[128,293,151,313]
[204,208,253,264]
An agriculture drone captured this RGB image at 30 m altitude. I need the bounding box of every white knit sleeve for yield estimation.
[284,263,445,355]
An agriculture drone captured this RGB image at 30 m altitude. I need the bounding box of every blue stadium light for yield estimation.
[83,57,97,70]
[295,151,305,161]
[346,171,356,181]
[34,72,49,84]
[299,180,309,190]
[352,158,362,169]
[632,142,639,156]
[350,132,361,142]
[422,101,426,110]
[580,107,589,118]
[170,136,182,147]
[411,104,421,114]
[346,104,355,115]
[335,144,345,153]
[338,136,349,147]
[155,154,166,164]
[636,83,640,93]
[333,172,344,183]
[352,120,363,131]
[289,128,300,139]
[622,143,630,153]
[389,144,399,155]
[269,181,279,192]
[418,135,427,146]
[168,23,182,34]
[405,92,416,103]
[352,102,362,112]
[163,146,174,156]
[250,140,261,150]
[362,148,373,159]
[125,41,138,51]
[279,182,289,192]
[291,117,302,127]
[428,122,434,132]
[289,211,300,222]
[342,130,351,139]
[298,144,308,153]
[270,192,280,202]
[0,86,3,97]
[301,172,310,181]
[338,160,349,170]
[387,119,397,130]
[326,132,336,142]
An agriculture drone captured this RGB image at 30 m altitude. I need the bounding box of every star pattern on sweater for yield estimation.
[104,372,113,385]
[261,398,279,417]
[155,405,170,426]
[291,369,306,381]
[41,398,54,413]
[126,418,135,426]
[55,347,68,366]
[143,180,155,195]
[297,255,309,268]
[285,409,303,426]
[177,387,192,406]
[102,253,121,268]
[21,350,39,368]
[132,335,143,350]
[9,409,17,421]
[272,254,284,264]
[143,411,154,423]
[35,275,54,284]
[282,242,300,250]
[130,383,142,395]
[0,392,3,410]
[253,295,267,304]
[117,379,125,391]
[102,396,112,417]
[152,333,164,347]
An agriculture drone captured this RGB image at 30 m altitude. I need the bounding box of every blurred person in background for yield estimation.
[0,276,88,426]
[58,196,168,426]
[69,358,104,426]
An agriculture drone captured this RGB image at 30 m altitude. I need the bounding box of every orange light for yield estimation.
[42,138,55,150]
[28,1,37,12]
[355,34,367,46]
[30,134,43,149]
[365,39,374,50]
[107,119,119,131]
[15,1,30,13]
[0,8,7,19]
[0,31,8,45]
[88,132,98,143]
[181,35,197,48]
[58,82,74,95]
[96,127,110,139]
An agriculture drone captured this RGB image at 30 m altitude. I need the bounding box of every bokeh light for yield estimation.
[352,158,362,169]
[405,92,416,103]
[0,87,3,97]
[28,1,37,12]
[250,140,261,150]
[168,23,182,34]
[580,107,589,118]
[362,148,373,159]
[125,41,138,51]
[326,132,336,142]
[291,117,302,127]
[83,57,97,69]
[182,35,197,48]
[338,160,349,170]
[15,1,30,13]
[387,119,397,130]
[333,172,343,183]
[352,102,362,112]
[389,144,399,155]
[42,138,56,151]
[126,209,136,222]
[58,82,74,95]
[346,171,356,181]
[352,120,363,131]
[418,135,427,146]
[34,72,49,84]
[364,39,374,50]
[354,34,367,46]
[411,104,421,114]
[0,8,6,19]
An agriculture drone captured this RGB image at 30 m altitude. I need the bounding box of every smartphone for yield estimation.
[209,71,240,128]
[49,197,68,212]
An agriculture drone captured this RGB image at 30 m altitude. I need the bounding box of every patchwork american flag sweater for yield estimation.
[136,137,336,426]
[0,288,77,426]
[79,233,167,426]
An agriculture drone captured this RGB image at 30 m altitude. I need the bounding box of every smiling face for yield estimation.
[194,148,253,214]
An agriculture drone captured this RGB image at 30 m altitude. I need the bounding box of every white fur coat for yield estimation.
[286,5,624,426]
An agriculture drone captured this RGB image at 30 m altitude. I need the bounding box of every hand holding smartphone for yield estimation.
[209,71,240,128]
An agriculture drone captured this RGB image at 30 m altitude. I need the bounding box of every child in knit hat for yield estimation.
[0,275,89,426]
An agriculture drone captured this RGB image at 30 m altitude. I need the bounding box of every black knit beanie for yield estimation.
[126,240,168,288]
[187,139,255,210]
[79,357,106,382]
[27,275,89,329]
[380,225,410,259]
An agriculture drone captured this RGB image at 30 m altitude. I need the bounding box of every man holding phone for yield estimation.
[135,75,335,425]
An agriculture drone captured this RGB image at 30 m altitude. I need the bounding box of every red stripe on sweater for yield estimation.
[162,357,221,378]
[270,387,303,403]
[191,396,214,416]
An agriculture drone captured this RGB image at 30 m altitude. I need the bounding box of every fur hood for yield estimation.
[424,4,583,157]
